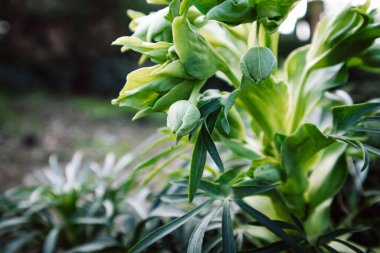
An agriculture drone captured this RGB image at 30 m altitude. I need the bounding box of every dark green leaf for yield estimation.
[350,127,380,134]
[201,126,224,172]
[189,133,208,202]
[232,184,278,198]
[281,124,335,194]
[240,240,292,253]
[321,244,339,253]
[316,227,368,245]
[190,0,224,14]
[332,102,380,134]
[206,0,256,25]
[248,220,298,231]
[222,89,239,134]
[199,180,229,198]
[222,201,236,253]
[333,239,365,253]
[129,199,213,253]
[199,98,222,118]
[236,200,303,253]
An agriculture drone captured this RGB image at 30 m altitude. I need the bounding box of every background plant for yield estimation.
[110,0,380,252]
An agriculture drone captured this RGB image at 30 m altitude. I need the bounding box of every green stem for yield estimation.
[179,0,191,16]
[189,80,206,104]
[255,21,260,47]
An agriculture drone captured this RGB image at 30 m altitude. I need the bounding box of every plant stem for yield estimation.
[179,0,190,16]
[189,80,206,104]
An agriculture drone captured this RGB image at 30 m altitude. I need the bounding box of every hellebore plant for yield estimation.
[113,0,380,252]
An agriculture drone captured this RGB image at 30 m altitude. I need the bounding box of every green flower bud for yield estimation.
[167,100,201,137]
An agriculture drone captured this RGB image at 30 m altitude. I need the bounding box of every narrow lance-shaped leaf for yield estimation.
[236,200,304,253]
[189,131,208,203]
[316,227,368,245]
[222,89,239,134]
[201,125,224,172]
[333,239,365,253]
[232,184,278,198]
[240,240,292,253]
[129,199,213,253]
[187,208,219,253]
[222,200,236,253]
[43,227,60,253]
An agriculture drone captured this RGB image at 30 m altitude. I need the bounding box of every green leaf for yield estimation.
[189,133,208,202]
[2,232,37,253]
[199,180,229,198]
[306,143,347,208]
[201,125,224,172]
[281,124,336,194]
[206,0,256,25]
[364,144,380,156]
[173,15,227,80]
[350,127,380,134]
[218,134,261,160]
[112,36,171,63]
[221,89,239,134]
[334,136,370,172]
[190,0,224,14]
[43,227,60,253]
[349,44,380,73]
[332,102,380,134]
[316,227,368,245]
[333,239,365,253]
[248,220,298,231]
[129,199,213,253]
[240,241,292,253]
[152,80,194,111]
[187,208,218,253]
[166,0,181,21]
[199,98,222,117]
[321,244,339,253]
[253,0,299,32]
[65,240,118,253]
[232,184,278,198]
[134,145,182,173]
[236,200,303,252]
[222,201,236,253]
[239,76,289,138]
[241,47,277,84]
[0,217,28,230]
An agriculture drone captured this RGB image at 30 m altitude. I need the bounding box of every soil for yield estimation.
[0,92,163,191]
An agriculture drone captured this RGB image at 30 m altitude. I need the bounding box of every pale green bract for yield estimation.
[167,100,201,137]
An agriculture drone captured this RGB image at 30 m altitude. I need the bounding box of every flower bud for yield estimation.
[167,100,201,137]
